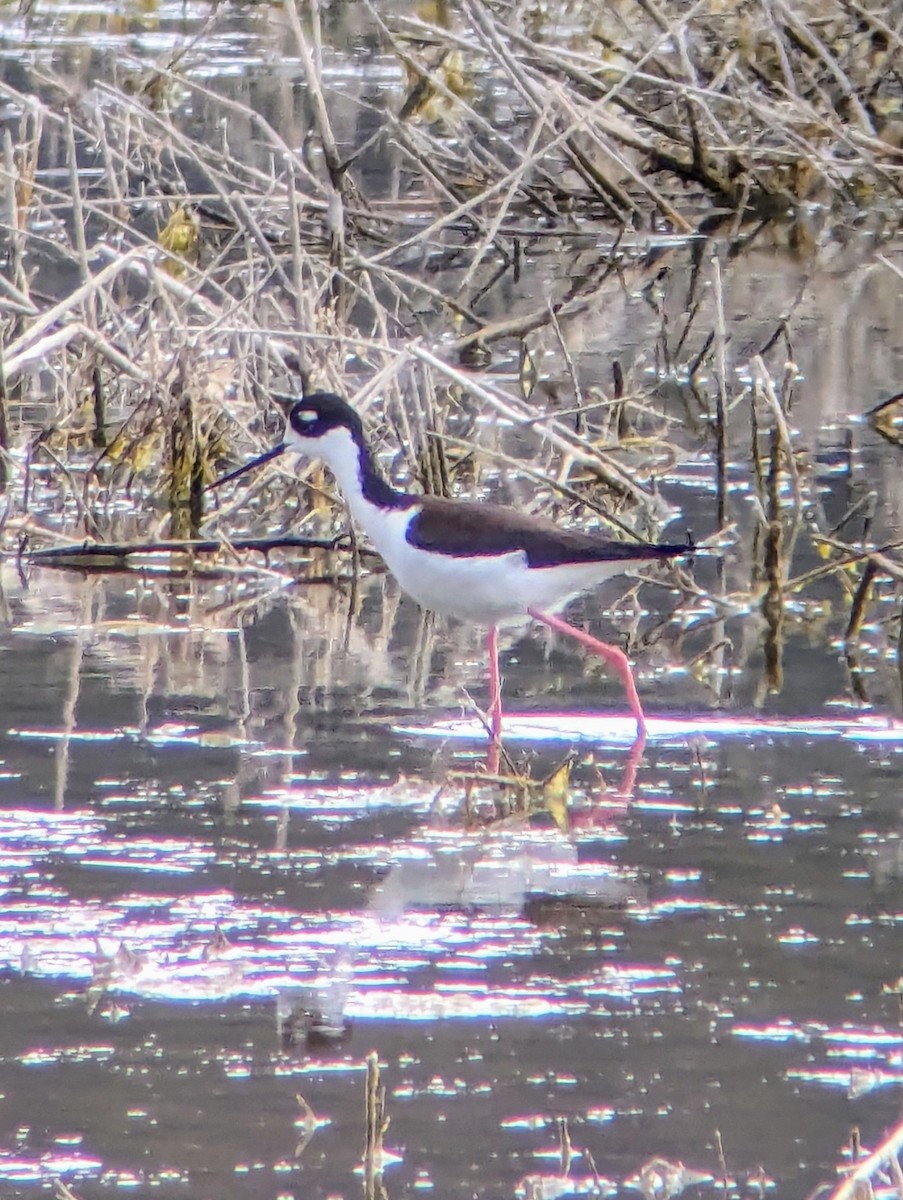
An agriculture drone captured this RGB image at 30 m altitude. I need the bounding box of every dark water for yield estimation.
[1,478,902,1198]
[2,3,903,1199]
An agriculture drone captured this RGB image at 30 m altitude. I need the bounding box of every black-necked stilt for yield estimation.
[213,393,691,764]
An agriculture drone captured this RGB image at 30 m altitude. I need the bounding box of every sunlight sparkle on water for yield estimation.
[403,712,903,747]
[244,780,434,813]
[0,1152,105,1183]
[775,927,820,945]
[20,1045,115,1067]
[732,1021,811,1043]
[0,877,679,1013]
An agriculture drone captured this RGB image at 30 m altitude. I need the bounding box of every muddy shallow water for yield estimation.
[0,489,901,1199]
[2,2,903,1198]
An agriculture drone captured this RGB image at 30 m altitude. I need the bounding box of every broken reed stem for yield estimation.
[364,1051,388,1185]
[754,356,803,541]
[557,1116,573,1177]
[787,536,903,591]
[749,378,763,514]
[762,519,784,693]
[711,256,728,529]
[22,534,365,565]
[844,558,879,644]
[285,0,348,307]
[293,1092,317,1160]
[767,421,781,528]
[0,333,8,493]
[91,362,108,450]
[713,1128,729,1196]
[168,383,204,541]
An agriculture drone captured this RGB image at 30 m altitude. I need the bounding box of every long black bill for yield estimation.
[207,442,286,492]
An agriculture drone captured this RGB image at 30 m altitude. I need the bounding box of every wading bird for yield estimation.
[213,393,691,769]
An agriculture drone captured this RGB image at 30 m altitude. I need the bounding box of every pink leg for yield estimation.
[528,607,647,738]
[617,729,647,800]
[486,625,502,774]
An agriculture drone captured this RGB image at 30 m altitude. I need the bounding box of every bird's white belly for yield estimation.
[368,511,625,626]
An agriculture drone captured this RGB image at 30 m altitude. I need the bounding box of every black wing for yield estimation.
[407,499,690,568]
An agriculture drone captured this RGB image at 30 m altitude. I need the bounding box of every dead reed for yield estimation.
[0,0,898,553]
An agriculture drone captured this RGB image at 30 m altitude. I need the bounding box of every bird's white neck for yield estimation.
[295,426,413,537]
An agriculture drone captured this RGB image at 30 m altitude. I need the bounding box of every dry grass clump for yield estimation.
[0,0,898,615]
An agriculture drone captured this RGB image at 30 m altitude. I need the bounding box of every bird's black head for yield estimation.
[208,392,366,494]
[286,393,364,447]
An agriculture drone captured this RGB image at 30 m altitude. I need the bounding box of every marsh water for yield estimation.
[3,3,903,1199]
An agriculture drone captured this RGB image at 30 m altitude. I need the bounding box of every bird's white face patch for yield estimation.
[285,415,359,458]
